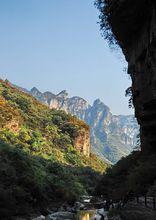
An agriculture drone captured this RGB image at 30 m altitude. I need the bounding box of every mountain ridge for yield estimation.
[17,85,139,164]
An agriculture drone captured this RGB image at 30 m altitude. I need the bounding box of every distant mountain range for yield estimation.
[18,86,139,163]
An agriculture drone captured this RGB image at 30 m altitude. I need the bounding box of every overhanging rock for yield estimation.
[97,0,156,152]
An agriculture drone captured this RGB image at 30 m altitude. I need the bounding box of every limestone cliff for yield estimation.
[74,127,90,157]
[27,87,139,163]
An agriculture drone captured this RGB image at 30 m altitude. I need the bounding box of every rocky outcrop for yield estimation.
[74,127,90,156]
[30,88,89,117]
[85,99,138,163]
[96,0,156,153]
[47,212,74,220]
[27,87,139,163]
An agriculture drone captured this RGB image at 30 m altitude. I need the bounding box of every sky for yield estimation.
[0,0,133,115]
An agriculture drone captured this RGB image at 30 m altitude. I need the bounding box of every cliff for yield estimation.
[94,0,156,204]
[95,0,156,153]
[1,85,91,159]
[27,87,139,163]
[74,127,90,156]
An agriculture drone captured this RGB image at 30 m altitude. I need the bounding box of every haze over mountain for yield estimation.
[19,86,139,164]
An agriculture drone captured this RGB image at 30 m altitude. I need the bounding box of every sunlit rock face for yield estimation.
[29,88,91,157]
[101,0,156,153]
[85,99,138,163]
[28,88,139,163]
[74,127,90,157]
[67,97,90,120]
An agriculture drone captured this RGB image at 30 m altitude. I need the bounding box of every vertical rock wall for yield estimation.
[74,127,90,157]
[100,1,156,153]
[127,6,156,153]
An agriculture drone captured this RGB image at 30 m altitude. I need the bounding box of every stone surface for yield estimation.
[101,0,156,153]
[47,211,74,220]
[74,127,90,156]
[20,87,139,163]
[32,216,45,220]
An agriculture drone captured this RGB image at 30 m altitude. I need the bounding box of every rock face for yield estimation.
[97,1,156,153]
[28,87,139,163]
[85,99,138,163]
[74,127,90,156]
[30,88,90,119]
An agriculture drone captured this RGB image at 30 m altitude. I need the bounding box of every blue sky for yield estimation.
[0,0,132,115]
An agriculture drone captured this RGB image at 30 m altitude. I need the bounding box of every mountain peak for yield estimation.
[92,99,110,113]
[31,87,41,93]
[93,99,107,107]
[27,85,139,164]
[57,90,68,99]
[94,98,102,105]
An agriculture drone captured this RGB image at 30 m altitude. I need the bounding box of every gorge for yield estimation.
[0,79,107,218]
[1,1,156,219]
[24,86,139,164]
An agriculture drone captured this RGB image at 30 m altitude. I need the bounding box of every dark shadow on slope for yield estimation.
[0,141,102,219]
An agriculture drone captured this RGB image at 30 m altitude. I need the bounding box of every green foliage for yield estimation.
[127,155,156,195]
[95,151,156,201]
[0,80,107,217]
[94,0,118,47]
[125,87,133,109]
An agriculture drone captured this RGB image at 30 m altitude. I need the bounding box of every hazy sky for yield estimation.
[0,0,133,115]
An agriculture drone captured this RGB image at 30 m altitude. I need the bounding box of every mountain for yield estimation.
[0,80,107,218]
[27,87,139,164]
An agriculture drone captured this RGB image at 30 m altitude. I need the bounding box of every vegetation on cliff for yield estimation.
[29,87,138,164]
[95,0,150,49]
[0,80,107,218]
[94,0,118,46]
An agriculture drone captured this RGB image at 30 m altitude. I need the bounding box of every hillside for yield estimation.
[25,87,139,164]
[0,79,107,218]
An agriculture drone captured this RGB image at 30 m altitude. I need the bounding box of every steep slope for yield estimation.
[28,87,139,164]
[0,80,107,218]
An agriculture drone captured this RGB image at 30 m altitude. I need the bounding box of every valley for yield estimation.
[24,87,139,164]
[0,79,107,218]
